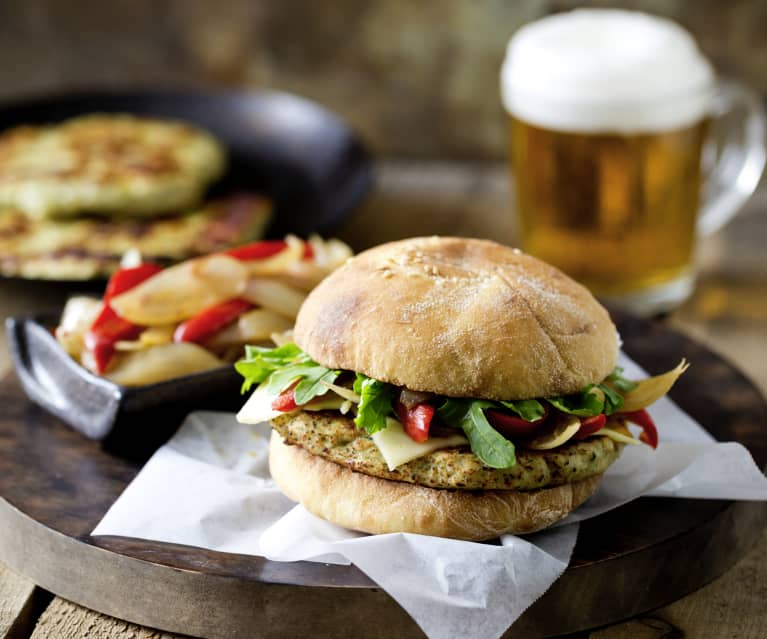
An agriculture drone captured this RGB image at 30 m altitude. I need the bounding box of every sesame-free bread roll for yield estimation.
[294,236,619,400]
[269,432,602,540]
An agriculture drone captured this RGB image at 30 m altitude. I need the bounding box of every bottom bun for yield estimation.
[269,432,601,541]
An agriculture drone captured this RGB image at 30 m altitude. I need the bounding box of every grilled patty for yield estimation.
[0,114,225,219]
[271,410,624,490]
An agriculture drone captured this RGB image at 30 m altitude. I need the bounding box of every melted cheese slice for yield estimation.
[236,384,286,424]
[372,417,469,471]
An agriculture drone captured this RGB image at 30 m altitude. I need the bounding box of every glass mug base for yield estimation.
[596,273,695,317]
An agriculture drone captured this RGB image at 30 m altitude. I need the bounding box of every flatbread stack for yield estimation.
[0,114,271,279]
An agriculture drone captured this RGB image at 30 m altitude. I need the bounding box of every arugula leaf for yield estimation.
[244,342,304,364]
[235,342,308,393]
[437,399,516,468]
[436,397,469,425]
[353,374,395,434]
[499,398,546,421]
[547,387,604,417]
[294,367,340,405]
[260,362,310,395]
[606,367,639,393]
[235,342,339,405]
[597,383,624,415]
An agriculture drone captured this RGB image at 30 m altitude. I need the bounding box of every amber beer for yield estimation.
[509,116,708,296]
[501,9,716,311]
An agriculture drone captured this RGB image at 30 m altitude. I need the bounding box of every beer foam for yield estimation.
[501,9,715,133]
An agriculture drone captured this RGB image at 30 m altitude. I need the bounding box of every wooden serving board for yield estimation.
[1,315,766,639]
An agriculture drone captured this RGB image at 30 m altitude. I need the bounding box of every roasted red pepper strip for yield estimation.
[620,409,659,449]
[573,413,607,440]
[395,401,435,443]
[225,239,314,261]
[224,240,288,261]
[103,263,163,301]
[85,263,163,373]
[173,299,254,344]
[85,307,142,373]
[271,383,298,412]
[486,406,548,439]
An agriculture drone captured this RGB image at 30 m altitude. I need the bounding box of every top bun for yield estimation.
[294,237,619,400]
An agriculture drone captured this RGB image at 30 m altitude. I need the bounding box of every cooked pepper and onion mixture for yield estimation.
[55,237,352,385]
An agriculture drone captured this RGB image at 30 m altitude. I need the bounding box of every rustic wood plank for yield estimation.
[31,598,184,639]
[589,526,767,638]
[0,562,42,639]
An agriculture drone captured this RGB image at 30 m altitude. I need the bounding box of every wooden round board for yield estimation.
[1,315,766,638]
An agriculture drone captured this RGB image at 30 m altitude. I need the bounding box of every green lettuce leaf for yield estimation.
[235,342,339,405]
[353,374,395,434]
[597,383,624,415]
[438,399,516,468]
[548,382,626,417]
[235,343,307,392]
[547,387,605,417]
[293,368,339,404]
[606,367,639,393]
[499,398,546,421]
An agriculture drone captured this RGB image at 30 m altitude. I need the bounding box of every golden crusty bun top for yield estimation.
[294,237,619,400]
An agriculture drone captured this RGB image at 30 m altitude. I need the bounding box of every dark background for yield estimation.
[0,0,764,160]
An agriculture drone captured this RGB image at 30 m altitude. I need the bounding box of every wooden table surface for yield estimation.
[1,162,766,639]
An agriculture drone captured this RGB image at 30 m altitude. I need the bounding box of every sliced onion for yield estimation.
[55,296,101,358]
[319,381,361,403]
[207,309,293,348]
[110,254,247,326]
[308,235,353,267]
[120,248,143,268]
[273,263,332,292]
[114,339,147,352]
[241,278,306,319]
[599,428,642,446]
[105,342,223,386]
[140,324,176,346]
[114,325,175,352]
[339,400,353,415]
[526,413,581,450]
[619,359,689,412]
[275,236,353,291]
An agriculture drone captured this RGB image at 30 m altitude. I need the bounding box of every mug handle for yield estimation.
[697,80,766,236]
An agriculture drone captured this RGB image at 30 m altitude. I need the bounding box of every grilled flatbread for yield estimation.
[0,114,225,219]
[0,194,271,280]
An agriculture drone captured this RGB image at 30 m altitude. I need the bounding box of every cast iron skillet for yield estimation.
[0,89,373,238]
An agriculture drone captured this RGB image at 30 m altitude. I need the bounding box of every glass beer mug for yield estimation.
[501,9,765,314]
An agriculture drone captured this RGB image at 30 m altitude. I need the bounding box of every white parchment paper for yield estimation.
[93,354,767,639]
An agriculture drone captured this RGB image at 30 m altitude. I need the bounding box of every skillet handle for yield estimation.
[6,316,121,440]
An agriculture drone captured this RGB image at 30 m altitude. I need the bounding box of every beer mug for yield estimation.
[501,9,766,314]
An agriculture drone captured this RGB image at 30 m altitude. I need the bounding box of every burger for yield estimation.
[236,237,686,540]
